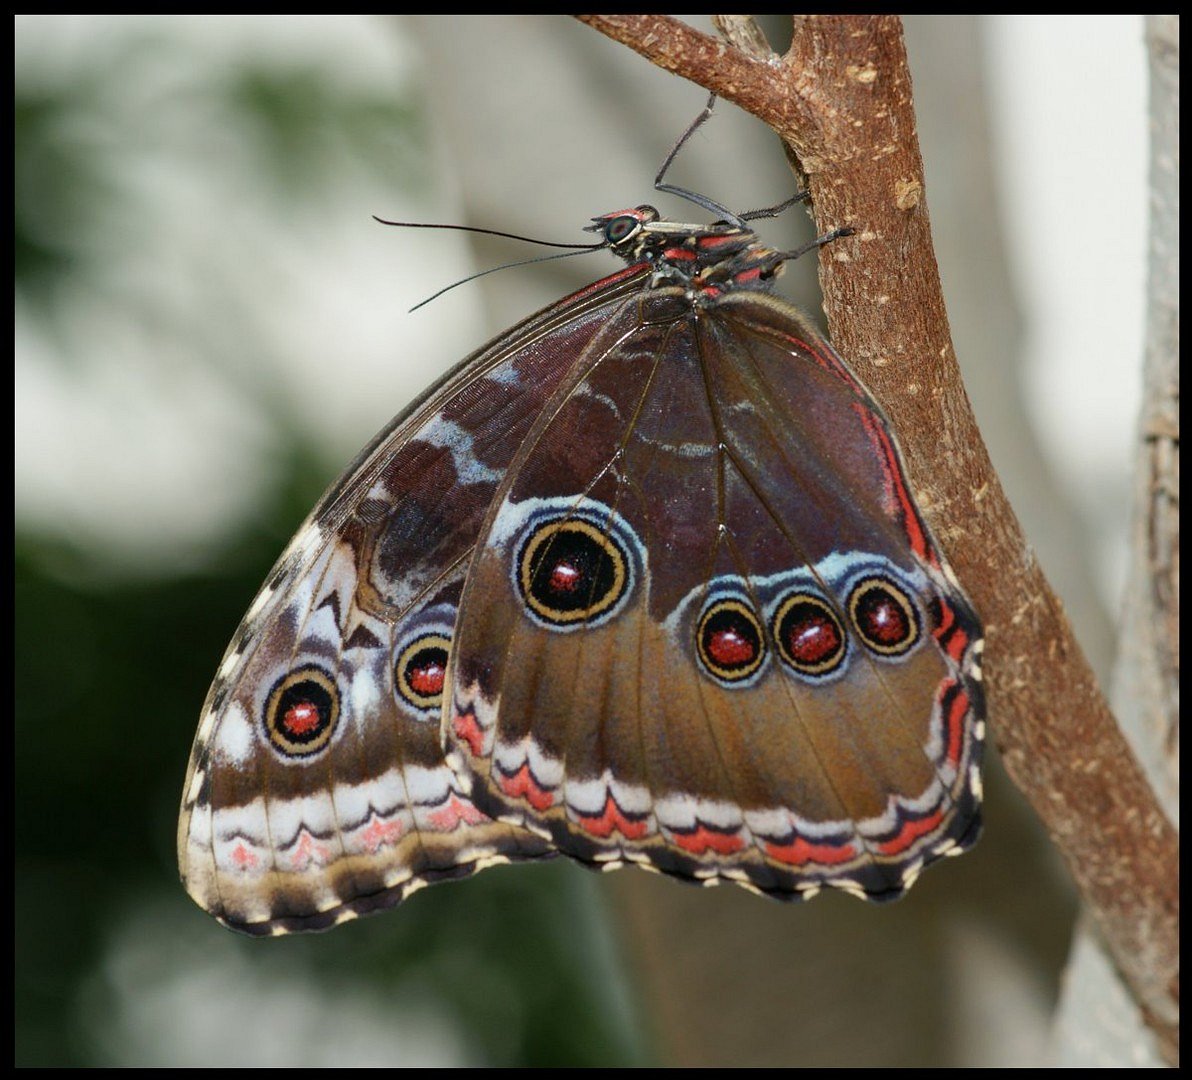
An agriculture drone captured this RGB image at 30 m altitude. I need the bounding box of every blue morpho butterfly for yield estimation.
[179,95,984,935]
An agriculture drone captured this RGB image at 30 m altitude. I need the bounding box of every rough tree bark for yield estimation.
[576,13,1178,1064]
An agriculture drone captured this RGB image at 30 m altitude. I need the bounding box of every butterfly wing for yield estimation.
[178,267,651,934]
[445,286,984,901]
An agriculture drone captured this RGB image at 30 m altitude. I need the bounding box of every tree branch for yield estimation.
[576,13,1178,1062]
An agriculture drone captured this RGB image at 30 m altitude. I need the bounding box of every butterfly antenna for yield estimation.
[653,93,746,228]
[407,247,605,312]
[373,217,605,312]
[372,217,600,250]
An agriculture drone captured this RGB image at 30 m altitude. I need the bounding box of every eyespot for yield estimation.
[263,665,340,758]
[516,513,633,630]
[394,631,451,714]
[848,576,920,656]
[773,592,847,678]
[696,598,766,685]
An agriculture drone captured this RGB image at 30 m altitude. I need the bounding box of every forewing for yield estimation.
[178,269,649,934]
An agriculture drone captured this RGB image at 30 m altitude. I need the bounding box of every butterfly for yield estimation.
[178,109,984,937]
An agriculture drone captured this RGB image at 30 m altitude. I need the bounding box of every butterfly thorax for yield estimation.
[590,206,785,298]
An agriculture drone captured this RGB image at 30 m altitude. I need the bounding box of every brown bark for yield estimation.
[577,13,1178,1062]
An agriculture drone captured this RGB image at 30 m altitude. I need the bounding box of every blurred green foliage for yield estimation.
[15,26,424,322]
[15,18,647,1067]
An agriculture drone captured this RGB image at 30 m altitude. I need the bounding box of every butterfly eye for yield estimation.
[603,214,642,246]
[394,632,451,714]
[848,576,920,656]
[772,592,847,678]
[696,598,766,685]
[517,515,632,629]
[263,665,340,758]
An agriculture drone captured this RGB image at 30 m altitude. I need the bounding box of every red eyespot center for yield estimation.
[283,701,322,736]
[708,626,756,666]
[859,593,909,644]
[787,611,842,665]
[408,657,445,696]
[549,561,583,593]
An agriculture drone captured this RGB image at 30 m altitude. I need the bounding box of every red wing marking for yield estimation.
[853,403,935,565]
[765,835,858,867]
[358,813,405,852]
[933,597,972,663]
[877,808,946,856]
[774,330,863,393]
[426,794,487,831]
[229,841,259,871]
[497,762,556,812]
[940,681,970,767]
[574,794,650,840]
[289,829,332,870]
[452,707,486,759]
[670,824,747,856]
[566,264,645,303]
[933,596,956,639]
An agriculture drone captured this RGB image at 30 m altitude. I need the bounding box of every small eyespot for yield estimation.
[263,665,340,758]
[697,598,766,685]
[849,576,920,656]
[394,632,451,714]
[517,514,632,629]
[773,592,846,677]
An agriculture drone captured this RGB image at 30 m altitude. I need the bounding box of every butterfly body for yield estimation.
[180,204,984,935]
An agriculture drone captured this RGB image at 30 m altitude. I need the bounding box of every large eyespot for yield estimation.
[394,631,451,715]
[773,592,847,678]
[263,665,340,758]
[697,598,766,686]
[516,513,633,630]
[848,576,920,656]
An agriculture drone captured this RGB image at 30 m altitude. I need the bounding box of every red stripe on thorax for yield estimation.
[695,233,739,250]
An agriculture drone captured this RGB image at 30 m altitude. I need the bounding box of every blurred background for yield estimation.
[16,15,1149,1067]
